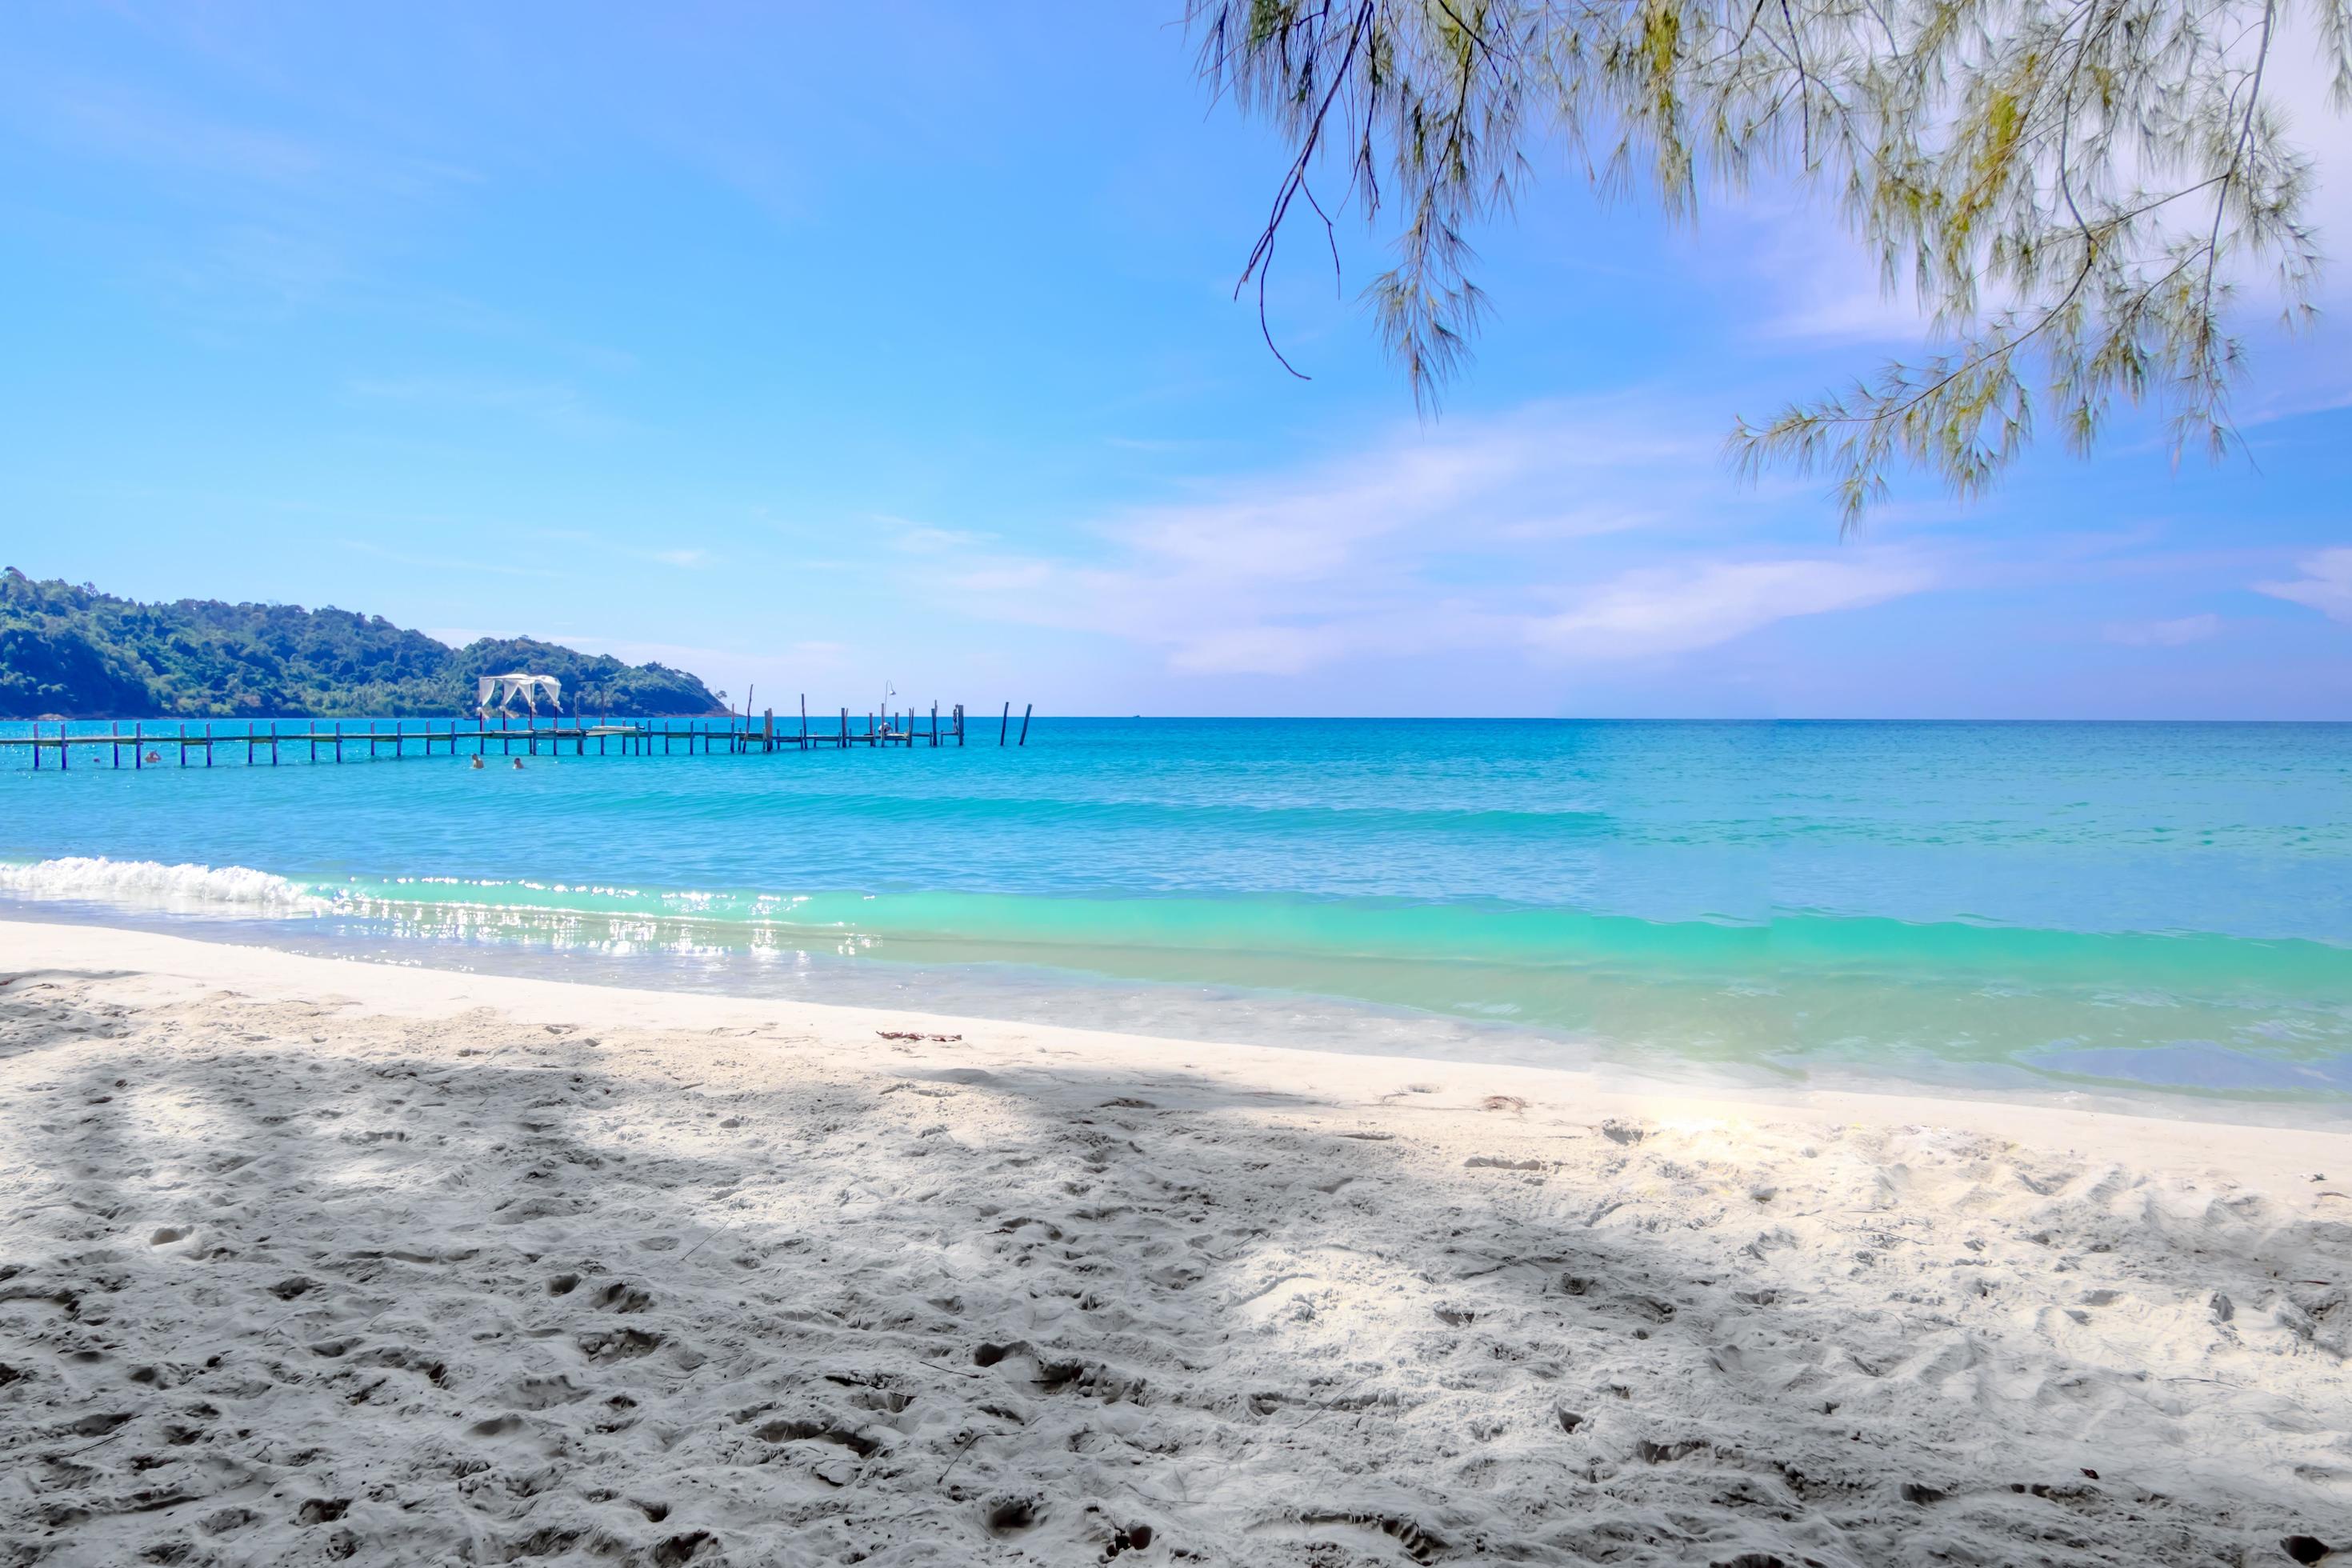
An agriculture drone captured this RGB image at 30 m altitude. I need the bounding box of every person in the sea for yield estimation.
[512,757,525,770]
[470,756,485,770]
[143,750,161,764]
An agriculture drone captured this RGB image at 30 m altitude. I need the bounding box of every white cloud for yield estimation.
[1713,194,1927,349]
[2102,613,2223,646]
[915,398,1931,677]
[1528,555,1934,659]
[2270,16,2352,302]
[2255,548,2352,623]
[1730,30,2351,358]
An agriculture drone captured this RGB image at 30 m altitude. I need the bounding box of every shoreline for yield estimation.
[8,905,2352,1138]
[6,918,2350,1562]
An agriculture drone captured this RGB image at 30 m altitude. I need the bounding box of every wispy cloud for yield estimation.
[1529,555,1934,660]
[2102,613,2224,647]
[926,398,1932,676]
[522,529,714,570]
[20,66,484,194]
[1712,195,1928,349]
[2255,548,2352,624]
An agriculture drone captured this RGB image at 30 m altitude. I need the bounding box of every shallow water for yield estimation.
[4,718,2348,1105]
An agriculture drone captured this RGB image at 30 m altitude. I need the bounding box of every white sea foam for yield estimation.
[0,856,328,914]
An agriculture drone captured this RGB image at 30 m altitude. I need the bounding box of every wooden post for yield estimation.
[272,720,279,765]
[58,721,67,770]
[1018,704,1032,746]
[800,693,809,750]
[334,721,343,763]
[1000,701,1010,746]
[134,721,143,770]
[839,707,847,747]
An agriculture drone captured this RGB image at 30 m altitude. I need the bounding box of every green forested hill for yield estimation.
[0,570,729,718]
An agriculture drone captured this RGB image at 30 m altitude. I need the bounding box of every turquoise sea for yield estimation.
[4,718,2349,1110]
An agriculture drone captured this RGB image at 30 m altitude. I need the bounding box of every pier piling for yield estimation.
[9,702,1033,774]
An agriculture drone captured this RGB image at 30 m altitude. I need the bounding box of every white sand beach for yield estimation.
[3,919,2349,1566]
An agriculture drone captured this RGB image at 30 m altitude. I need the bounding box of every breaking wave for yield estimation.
[0,856,330,915]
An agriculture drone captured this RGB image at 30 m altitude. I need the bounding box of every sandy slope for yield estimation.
[2,922,2350,1567]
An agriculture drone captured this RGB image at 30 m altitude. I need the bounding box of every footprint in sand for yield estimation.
[576,1327,663,1362]
[985,1497,1040,1536]
[598,1281,653,1313]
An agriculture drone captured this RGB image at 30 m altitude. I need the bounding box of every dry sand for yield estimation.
[2,919,2349,1567]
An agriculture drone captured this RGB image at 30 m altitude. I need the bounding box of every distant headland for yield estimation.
[0,569,727,718]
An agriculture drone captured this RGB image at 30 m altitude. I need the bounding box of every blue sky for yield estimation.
[3,2,2349,718]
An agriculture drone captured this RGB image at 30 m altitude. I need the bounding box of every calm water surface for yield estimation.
[4,718,2347,1109]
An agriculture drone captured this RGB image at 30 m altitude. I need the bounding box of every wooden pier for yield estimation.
[2,700,1037,770]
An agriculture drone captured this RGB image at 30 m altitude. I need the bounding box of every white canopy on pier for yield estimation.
[477,673,562,714]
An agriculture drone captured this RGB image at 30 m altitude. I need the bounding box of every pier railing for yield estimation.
[2,701,1038,770]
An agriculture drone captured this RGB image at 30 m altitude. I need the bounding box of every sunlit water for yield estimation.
[4,718,2348,1112]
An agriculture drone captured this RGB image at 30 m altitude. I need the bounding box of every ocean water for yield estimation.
[3,718,2349,1109]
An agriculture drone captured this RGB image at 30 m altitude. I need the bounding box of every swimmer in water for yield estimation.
[470,755,485,770]
[143,750,162,764]
[511,757,525,770]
